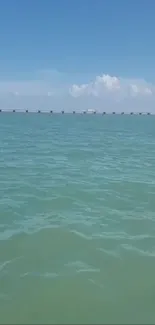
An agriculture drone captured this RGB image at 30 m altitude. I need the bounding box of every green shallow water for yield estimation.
[0,113,155,324]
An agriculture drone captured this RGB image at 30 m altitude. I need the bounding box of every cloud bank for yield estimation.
[0,71,155,113]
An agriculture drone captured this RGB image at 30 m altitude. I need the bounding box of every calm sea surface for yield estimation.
[0,113,155,324]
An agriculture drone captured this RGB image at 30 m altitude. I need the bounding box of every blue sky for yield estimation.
[0,0,155,112]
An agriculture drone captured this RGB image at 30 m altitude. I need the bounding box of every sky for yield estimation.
[0,0,155,112]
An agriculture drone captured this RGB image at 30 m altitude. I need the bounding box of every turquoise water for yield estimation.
[0,113,155,324]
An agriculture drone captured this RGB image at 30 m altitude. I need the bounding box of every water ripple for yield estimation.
[1,114,155,323]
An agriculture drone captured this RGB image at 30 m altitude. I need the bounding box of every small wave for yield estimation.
[70,229,91,240]
[98,247,121,259]
[88,278,104,289]
[64,260,100,274]
[0,228,23,241]
[20,271,58,278]
[0,223,60,241]
[92,231,154,241]
[121,243,155,257]
[0,256,23,272]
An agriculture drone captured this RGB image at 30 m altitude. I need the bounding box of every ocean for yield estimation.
[0,112,155,324]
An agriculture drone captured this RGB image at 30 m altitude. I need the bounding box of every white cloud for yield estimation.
[130,83,153,97]
[95,74,120,91]
[0,72,155,113]
[70,74,153,98]
[69,75,121,98]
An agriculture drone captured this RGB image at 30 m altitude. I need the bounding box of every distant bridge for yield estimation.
[0,109,152,115]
